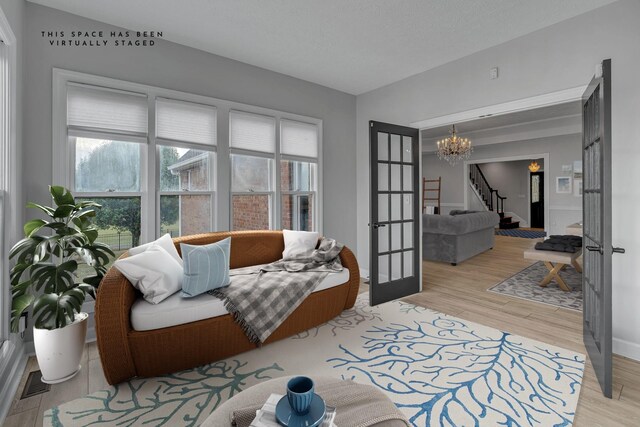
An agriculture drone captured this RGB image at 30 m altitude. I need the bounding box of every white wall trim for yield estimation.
[0,338,26,424]
[464,153,550,232]
[549,205,582,211]
[411,85,587,130]
[0,1,19,345]
[613,337,640,362]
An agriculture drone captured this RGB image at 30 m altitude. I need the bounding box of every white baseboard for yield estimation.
[0,338,27,424]
[613,337,640,362]
[359,268,369,280]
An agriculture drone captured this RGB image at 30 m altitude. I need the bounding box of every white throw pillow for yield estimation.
[128,233,182,266]
[282,230,319,260]
[114,245,183,304]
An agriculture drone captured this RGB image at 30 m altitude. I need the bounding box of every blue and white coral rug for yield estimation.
[45,293,585,426]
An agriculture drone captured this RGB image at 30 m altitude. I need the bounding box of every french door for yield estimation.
[369,121,421,306]
[582,59,624,398]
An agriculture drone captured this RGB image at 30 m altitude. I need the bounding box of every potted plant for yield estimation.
[10,186,115,384]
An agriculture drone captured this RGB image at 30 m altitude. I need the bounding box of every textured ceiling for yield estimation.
[28,0,617,94]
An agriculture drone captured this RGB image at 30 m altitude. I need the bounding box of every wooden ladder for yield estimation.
[423,176,441,214]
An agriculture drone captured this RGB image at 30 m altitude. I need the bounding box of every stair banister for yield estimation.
[471,164,506,215]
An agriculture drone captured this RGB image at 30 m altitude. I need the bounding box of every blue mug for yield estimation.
[286,376,314,415]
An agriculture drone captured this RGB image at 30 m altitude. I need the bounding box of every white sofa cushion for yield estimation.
[282,230,319,260]
[128,233,183,266]
[131,268,350,331]
[114,245,183,304]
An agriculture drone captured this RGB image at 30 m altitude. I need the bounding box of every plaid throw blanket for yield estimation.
[210,238,344,344]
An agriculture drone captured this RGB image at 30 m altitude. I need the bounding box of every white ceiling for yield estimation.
[28,0,617,95]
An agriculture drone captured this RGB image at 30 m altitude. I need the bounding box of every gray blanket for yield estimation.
[210,238,344,344]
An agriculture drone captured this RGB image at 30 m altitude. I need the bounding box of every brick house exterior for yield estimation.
[169,153,313,233]
[168,150,212,235]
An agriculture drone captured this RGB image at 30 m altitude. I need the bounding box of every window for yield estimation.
[54,69,323,248]
[230,111,276,230]
[280,120,318,231]
[230,114,319,231]
[67,83,148,272]
[156,98,217,237]
[281,160,316,231]
[60,82,217,275]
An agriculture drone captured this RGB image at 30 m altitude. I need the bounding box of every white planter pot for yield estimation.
[33,312,88,384]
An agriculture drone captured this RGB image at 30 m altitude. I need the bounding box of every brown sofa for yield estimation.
[95,230,360,385]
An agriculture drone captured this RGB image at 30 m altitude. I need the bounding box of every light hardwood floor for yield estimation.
[5,235,640,426]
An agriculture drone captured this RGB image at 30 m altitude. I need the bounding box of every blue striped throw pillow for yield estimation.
[180,237,231,298]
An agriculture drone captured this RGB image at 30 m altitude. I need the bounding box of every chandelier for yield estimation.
[528,160,541,172]
[436,125,472,166]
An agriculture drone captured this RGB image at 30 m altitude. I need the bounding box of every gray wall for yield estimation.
[423,134,582,235]
[479,160,536,225]
[23,3,357,250]
[356,0,640,359]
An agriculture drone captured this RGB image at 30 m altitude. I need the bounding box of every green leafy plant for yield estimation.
[10,186,115,332]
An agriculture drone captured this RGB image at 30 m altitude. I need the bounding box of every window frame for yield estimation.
[52,69,323,238]
[229,112,321,232]
[281,159,317,231]
[229,110,277,230]
[0,10,18,343]
[156,139,217,237]
[53,71,221,246]
[230,150,276,230]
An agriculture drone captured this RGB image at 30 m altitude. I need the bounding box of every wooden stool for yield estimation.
[524,246,582,292]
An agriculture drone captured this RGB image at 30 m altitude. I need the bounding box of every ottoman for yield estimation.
[201,375,409,427]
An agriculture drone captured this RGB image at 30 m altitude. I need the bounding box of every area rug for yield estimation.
[496,229,547,238]
[45,293,585,426]
[488,261,582,311]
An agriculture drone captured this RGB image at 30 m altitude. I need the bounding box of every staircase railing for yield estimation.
[469,164,506,215]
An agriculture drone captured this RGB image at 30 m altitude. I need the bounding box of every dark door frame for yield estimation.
[529,171,545,229]
[582,59,625,398]
[369,121,421,306]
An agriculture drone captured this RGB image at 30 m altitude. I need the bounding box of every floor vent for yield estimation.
[20,370,50,399]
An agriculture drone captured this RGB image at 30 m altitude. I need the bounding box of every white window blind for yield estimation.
[229,111,276,153]
[67,83,148,135]
[281,120,319,158]
[156,98,217,145]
